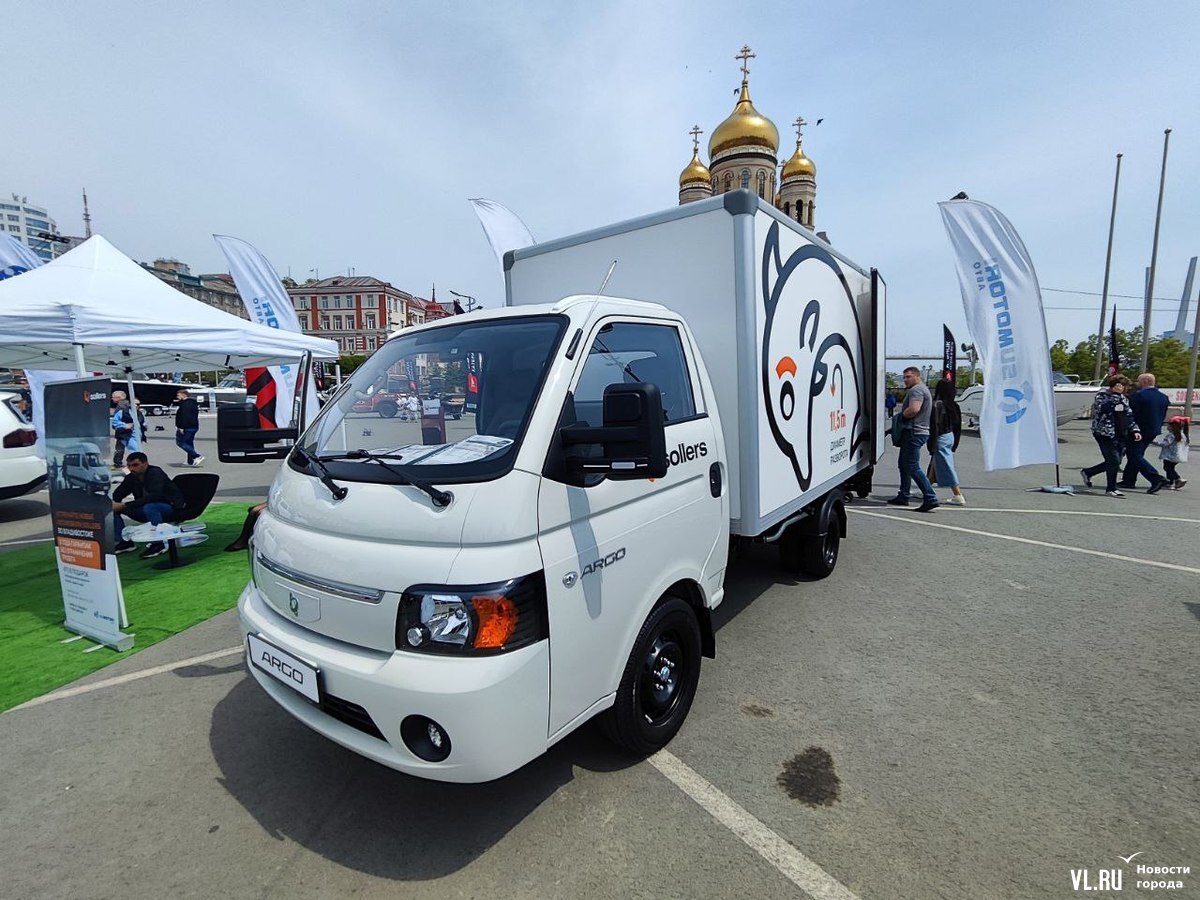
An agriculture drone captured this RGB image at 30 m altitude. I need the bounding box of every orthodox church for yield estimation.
[678,46,817,230]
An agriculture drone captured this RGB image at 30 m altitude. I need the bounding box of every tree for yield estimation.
[339,354,368,375]
[1049,339,1070,373]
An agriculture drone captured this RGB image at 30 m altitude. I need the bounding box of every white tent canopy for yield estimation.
[0,235,338,373]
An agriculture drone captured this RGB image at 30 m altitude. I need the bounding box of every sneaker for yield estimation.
[1147,479,1166,495]
[1175,479,1188,490]
[915,500,940,513]
[114,539,137,554]
[191,456,205,467]
[886,496,910,506]
[138,542,168,559]
[946,493,966,506]
[1079,469,1093,488]
[1105,489,1126,498]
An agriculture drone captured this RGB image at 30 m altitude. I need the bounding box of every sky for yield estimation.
[7,0,1199,364]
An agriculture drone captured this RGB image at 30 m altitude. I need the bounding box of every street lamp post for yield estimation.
[448,290,479,313]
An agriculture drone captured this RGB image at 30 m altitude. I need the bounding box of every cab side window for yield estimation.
[573,322,696,427]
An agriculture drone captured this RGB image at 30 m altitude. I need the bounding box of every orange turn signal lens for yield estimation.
[471,594,519,649]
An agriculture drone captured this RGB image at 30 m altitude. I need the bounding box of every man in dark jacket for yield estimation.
[112,452,186,559]
[1120,373,1170,493]
[174,389,203,467]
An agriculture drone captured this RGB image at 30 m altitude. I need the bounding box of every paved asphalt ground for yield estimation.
[2,416,1197,899]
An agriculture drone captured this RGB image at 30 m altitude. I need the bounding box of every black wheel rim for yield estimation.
[639,630,687,726]
[823,529,839,568]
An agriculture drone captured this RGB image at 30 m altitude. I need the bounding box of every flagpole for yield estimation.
[1186,285,1200,423]
[1141,128,1171,371]
[1093,153,1122,383]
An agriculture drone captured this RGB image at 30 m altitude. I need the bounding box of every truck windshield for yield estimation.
[298,315,567,484]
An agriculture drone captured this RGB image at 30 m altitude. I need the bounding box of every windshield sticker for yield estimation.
[410,435,514,465]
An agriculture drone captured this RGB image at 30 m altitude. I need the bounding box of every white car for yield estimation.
[0,389,47,501]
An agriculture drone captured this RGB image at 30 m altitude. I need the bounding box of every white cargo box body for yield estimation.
[506,191,885,537]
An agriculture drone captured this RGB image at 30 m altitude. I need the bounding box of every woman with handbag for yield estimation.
[927,377,965,506]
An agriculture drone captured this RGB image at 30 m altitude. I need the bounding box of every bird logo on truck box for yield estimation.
[760,222,870,490]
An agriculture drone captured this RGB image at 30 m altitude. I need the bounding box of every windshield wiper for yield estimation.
[292,448,349,501]
[318,450,453,508]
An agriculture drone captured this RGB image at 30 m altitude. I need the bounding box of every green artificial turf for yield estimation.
[0,502,254,712]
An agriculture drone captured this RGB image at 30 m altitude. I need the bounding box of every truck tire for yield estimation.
[377,400,398,418]
[799,521,841,578]
[599,597,701,756]
[146,405,163,417]
[779,496,843,579]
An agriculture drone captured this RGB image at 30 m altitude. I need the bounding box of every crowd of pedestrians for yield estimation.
[885,368,1188,511]
[108,388,204,472]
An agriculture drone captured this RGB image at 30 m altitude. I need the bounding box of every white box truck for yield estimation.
[224,191,884,783]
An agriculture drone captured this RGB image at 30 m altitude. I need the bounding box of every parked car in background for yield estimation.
[0,389,46,501]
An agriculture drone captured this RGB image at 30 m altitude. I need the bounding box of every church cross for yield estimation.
[736,45,755,80]
[689,125,703,154]
[793,116,807,143]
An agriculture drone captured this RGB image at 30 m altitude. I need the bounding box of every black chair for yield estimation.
[154,473,220,570]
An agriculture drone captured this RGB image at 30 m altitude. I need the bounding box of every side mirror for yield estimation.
[560,383,668,480]
[217,404,298,463]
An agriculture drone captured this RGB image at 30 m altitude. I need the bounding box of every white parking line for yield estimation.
[882,505,1200,524]
[0,537,52,547]
[650,751,861,900]
[849,509,1200,575]
[5,646,242,713]
[12,643,861,898]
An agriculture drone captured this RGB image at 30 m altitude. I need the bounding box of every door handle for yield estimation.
[709,462,722,498]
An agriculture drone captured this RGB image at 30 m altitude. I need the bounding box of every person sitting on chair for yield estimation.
[112,452,186,559]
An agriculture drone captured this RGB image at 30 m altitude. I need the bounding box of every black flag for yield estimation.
[943,325,957,382]
[1107,309,1120,376]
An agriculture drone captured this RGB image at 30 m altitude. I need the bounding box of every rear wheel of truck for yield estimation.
[779,497,843,579]
[377,400,398,418]
[599,597,701,756]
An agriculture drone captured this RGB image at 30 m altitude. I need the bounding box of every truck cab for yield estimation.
[236,296,728,782]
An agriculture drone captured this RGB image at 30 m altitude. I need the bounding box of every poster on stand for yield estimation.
[45,378,133,651]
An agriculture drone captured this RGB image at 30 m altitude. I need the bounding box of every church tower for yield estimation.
[678,125,713,205]
[778,116,817,229]
[708,46,779,202]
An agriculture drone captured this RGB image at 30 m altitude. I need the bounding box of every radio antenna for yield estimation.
[597,260,618,295]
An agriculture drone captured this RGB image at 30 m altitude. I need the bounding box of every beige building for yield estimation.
[143,258,248,319]
[678,46,817,230]
[286,276,414,355]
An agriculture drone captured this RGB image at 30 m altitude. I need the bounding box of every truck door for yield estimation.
[538,319,724,737]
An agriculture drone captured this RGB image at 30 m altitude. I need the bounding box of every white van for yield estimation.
[57,441,110,495]
[225,192,883,782]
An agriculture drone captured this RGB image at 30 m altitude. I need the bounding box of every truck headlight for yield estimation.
[396,572,547,655]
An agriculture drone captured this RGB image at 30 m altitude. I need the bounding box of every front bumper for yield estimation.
[238,581,551,783]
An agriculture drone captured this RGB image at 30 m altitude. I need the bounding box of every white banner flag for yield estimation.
[0,234,44,277]
[938,199,1057,471]
[0,236,75,457]
[469,199,535,274]
[214,235,318,429]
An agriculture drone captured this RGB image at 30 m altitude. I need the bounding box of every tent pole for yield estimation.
[72,343,87,376]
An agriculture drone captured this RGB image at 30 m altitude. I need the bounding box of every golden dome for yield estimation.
[679,150,711,187]
[709,81,780,158]
[782,141,816,179]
